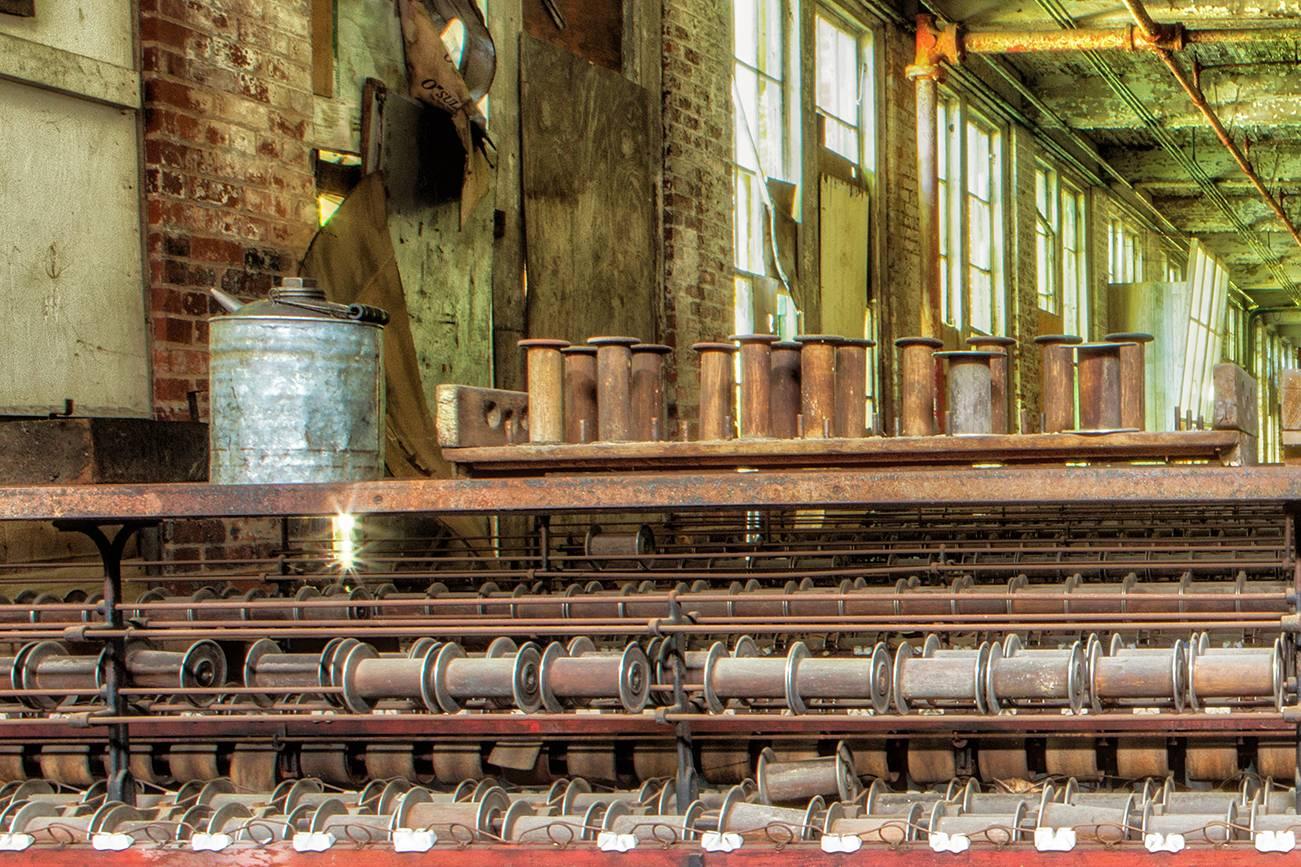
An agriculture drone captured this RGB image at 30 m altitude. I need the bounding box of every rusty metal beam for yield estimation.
[0,710,1284,739]
[11,847,1301,865]
[3,466,1301,521]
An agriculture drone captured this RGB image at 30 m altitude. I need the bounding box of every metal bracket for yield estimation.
[54,520,156,806]
[907,13,959,79]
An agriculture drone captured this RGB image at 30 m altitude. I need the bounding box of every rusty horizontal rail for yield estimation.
[2,466,1301,522]
[0,710,1283,739]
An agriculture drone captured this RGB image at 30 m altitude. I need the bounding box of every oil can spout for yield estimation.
[209,287,244,314]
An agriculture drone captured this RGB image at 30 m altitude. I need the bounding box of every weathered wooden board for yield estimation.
[382,93,495,400]
[443,430,1250,476]
[310,0,406,152]
[1282,369,1301,432]
[0,79,149,417]
[0,0,130,68]
[436,385,530,447]
[523,0,622,72]
[819,175,869,337]
[1213,362,1259,436]
[0,419,206,484]
[520,35,657,343]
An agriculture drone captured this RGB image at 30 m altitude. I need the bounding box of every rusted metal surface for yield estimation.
[732,335,776,439]
[588,337,638,442]
[768,341,801,439]
[445,430,1248,475]
[1076,343,1125,431]
[0,709,1286,741]
[630,344,671,442]
[1106,333,1153,432]
[833,339,872,438]
[12,844,1297,865]
[1036,335,1081,433]
[5,462,1301,522]
[694,342,736,442]
[560,346,598,444]
[895,337,942,437]
[796,336,839,439]
[964,26,1142,54]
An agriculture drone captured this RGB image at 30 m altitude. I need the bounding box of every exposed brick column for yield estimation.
[660,0,735,430]
[140,0,317,421]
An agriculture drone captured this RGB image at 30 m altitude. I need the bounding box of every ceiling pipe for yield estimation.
[1119,0,1301,270]
[959,22,1301,55]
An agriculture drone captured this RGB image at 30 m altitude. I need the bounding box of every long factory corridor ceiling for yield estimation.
[936,1,1301,326]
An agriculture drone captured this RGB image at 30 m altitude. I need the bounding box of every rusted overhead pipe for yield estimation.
[916,6,1301,280]
[948,20,1301,58]
[1119,0,1301,261]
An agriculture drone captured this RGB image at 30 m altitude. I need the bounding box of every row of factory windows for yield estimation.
[728,0,1296,450]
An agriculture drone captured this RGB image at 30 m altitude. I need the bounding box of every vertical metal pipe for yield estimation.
[731,335,777,439]
[769,340,802,440]
[895,337,943,437]
[835,339,875,438]
[1106,331,1154,432]
[630,343,672,442]
[798,335,841,439]
[693,342,736,441]
[1076,342,1126,431]
[915,76,942,337]
[1034,335,1082,433]
[968,335,1016,434]
[517,339,568,444]
[587,336,639,442]
[561,346,599,444]
[935,351,997,435]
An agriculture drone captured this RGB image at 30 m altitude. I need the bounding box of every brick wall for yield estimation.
[1011,127,1040,429]
[660,0,735,427]
[140,0,318,421]
[878,26,921,426]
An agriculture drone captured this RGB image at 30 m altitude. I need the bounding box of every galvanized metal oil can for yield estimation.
[208,278,388,484]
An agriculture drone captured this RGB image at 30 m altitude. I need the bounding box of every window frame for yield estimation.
[937,91,1007,337]
[731,0,800,336]
[1060,179,1089,338]
[1108,216,1144,284]
[1034,162,1060,315]
[813,6,876,176]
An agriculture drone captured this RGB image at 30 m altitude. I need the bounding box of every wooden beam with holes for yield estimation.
[435,385,530,448]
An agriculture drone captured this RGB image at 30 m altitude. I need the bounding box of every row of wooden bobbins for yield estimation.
[896,331,1153,436]
[518,334,879,443]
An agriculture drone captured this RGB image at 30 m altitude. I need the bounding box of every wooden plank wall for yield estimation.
[523,0,622,72]
[520,34,658,344]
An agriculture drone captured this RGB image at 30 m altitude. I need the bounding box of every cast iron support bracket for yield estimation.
[54,519,155,806]
[665,594,698,812]
[537,514,551,574]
